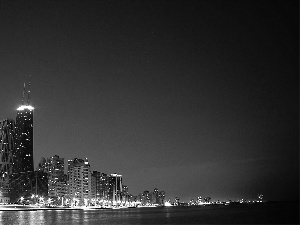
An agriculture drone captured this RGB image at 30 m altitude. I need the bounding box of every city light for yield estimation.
[17,105,34,111]
[164,202,172,207]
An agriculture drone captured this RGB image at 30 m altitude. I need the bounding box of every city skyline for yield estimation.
[0,0,298,202]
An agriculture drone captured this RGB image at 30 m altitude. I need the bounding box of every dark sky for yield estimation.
[0,0,298,202]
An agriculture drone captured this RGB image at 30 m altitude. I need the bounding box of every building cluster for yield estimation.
[35,156,165,206]
[0,82,165,206]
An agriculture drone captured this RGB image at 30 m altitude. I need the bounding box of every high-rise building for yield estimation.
[108,173,122,204]
[47,155,65,197]
[0,119,15,203]
[36,155,66,198]
[14,105,34,173]
[91,171,100,201]
[9,81,35,202]
[14,81,34,173]
[96,172,110,202]
[67,158,91,206]
[90,171,111,205]
[122,185,129,202]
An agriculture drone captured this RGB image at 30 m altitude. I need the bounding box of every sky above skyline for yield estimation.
[0,0,298,202]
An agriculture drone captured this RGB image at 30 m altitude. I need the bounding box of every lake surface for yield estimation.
[0,201,298,224]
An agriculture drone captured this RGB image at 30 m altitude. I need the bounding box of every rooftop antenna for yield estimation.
[22,82,26,105]
[27,75,31,105]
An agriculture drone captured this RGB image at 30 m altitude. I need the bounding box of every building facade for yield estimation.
[47,155,65,197]
[14,105,34,173]
[99,173,110,201]
[36,155,66,198]
[108,173,122,204]
[91,171,101,201]
[0,119,15,203]
[67,158,91,206]
[9,83,36,202]
[122,185,129,202]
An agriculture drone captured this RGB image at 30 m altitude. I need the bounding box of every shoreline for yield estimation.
[0,205,93,211]
[0,200,298,212]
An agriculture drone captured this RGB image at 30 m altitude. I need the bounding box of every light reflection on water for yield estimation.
[0,203,297,224]
[0,208,167,225]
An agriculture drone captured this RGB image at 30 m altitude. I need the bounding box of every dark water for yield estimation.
[0,201,298,224]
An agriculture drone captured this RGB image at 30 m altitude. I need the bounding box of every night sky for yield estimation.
[0,0,298,202]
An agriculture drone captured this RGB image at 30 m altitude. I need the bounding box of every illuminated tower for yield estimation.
[9,80,38,202]
[14,81,34,173]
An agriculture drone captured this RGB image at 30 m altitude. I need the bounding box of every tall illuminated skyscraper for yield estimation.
[9,80,39,202]
[14,82,34,173]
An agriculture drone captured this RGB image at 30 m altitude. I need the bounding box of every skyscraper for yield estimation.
[14,82,34,173]
[9,81,35,202]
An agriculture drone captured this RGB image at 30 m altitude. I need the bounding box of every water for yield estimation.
[0,201,298,224]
